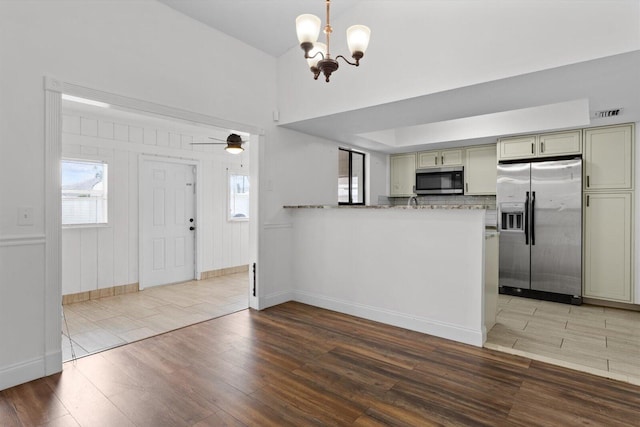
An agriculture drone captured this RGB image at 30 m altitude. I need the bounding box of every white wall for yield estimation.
[60,111,249,295]
[256,126,388,308]
[277,0,640,124]
[290,208,486,346]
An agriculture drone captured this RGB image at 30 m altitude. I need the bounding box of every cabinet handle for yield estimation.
[531,143,534,154]
[441,155,444,165]
[541,142,544,153]
[586,175,590,188]
[435,156,438,165]
[465,183,468,192]
[586,195,590,207]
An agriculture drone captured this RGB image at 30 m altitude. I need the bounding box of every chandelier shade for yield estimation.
[346,25,371,56]
[306,42,327,69]
[295,14,322,44]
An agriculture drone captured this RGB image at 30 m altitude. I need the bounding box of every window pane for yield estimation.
[338,149,350,203]
[229,174,249,220]
[61,160,108,225]
[352,152,365,204]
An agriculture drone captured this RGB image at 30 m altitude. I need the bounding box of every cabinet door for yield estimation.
[538,130,581,157]
[583,192,632,302]
[441,149,464,166]
[390,153,416,196]
[584,125,633,190]
[416,151,439,168]
[498,136,537,160]
[465,145,497,195]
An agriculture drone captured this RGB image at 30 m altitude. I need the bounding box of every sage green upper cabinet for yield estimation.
[498,131,581,161]
[584,124,634,191]
[390,153,416,197]
[497,135,537,160]
[538,131,581,157]
[464,145,497,195]
[417,149,463,168]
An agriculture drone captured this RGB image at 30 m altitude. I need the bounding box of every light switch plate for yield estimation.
[18,207,34,226]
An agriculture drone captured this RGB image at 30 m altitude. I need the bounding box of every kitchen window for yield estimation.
[338,148,365,205]
[61,159,108,225]
[229,173,249,220]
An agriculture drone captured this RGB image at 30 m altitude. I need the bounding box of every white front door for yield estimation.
[141,159,196,288]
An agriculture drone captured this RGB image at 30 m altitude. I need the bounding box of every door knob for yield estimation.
[189,226,195,231]
[189,218,194,222]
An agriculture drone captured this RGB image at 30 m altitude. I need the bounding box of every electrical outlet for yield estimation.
[18,207,34,226]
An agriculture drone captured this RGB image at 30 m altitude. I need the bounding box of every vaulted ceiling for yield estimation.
[158,1,639,153]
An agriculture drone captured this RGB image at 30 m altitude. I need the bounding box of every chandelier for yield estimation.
[295,0,371,82]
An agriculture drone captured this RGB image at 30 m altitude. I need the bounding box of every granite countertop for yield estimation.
[284,204,490,210]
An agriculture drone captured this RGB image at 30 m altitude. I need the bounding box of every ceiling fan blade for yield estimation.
[191,137,227,145]
[189,134,246,145]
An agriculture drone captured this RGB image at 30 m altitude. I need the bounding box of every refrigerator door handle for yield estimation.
[524,191,529,245]
[531,191,536,246]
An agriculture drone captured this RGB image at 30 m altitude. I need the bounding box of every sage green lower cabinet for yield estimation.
[583,192,633,302]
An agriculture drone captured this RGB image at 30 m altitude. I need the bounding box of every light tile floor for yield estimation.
[61,273,248,361]
[485,294,640,385]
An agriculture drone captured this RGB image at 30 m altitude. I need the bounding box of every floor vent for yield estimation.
[593,108,623,118]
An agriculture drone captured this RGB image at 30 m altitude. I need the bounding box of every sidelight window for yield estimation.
[229,174,250,220]
[61,159,108,225]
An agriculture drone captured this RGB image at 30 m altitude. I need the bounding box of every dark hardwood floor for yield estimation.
[1,301,639,426]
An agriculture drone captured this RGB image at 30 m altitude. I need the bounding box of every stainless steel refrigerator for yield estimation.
[497,158,582,303]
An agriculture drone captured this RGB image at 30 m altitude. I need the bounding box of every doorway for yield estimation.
[46,79,260,364]
[140,158,197,288]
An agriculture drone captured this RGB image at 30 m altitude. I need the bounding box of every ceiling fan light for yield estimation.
[225,144,244,154]
[306,42,326,69]
[346,25,371,56]
[296,14,321,44]
[225,133,244,154]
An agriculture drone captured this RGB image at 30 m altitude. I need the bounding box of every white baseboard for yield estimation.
[45,350,62,376]
[0,357,46,391]
[293,290,484,347]
[260,290,294,310]
[0,350,62,391]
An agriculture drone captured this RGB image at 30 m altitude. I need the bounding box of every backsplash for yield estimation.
[380,195,496,209]
[379,195,497,226]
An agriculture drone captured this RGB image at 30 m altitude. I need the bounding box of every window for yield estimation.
[229,174,249,220]
[61,160,108,225]
[338,148,365,205]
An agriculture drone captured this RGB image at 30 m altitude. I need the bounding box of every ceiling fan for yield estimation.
[191,133,246,154]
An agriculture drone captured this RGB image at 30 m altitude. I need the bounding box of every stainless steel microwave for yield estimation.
[414,166,464,195]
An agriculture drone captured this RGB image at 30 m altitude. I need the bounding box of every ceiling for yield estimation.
[157,1,639,154]
[282,50,640,153]
[157,0,361,57]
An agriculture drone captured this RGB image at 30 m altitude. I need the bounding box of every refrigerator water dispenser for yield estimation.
[499,204,524,231]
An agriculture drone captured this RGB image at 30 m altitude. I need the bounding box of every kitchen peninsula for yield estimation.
[284,204,497,347]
